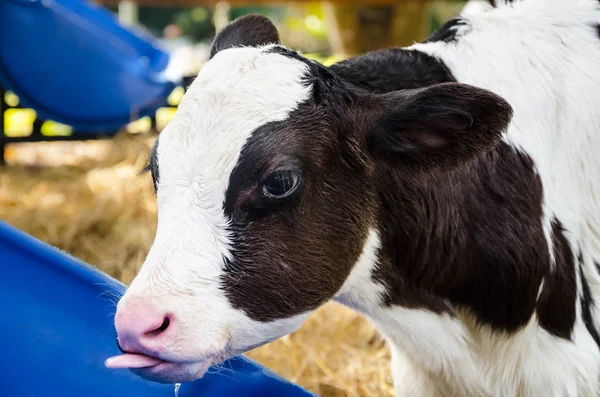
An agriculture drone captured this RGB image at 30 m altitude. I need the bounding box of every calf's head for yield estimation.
[108,15,512,383]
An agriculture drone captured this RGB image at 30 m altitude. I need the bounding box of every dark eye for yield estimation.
[262,170,301,199]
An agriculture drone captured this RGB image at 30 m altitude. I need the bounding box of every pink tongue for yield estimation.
[105,353,163,369]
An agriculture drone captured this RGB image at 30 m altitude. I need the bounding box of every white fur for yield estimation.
[334,228,386,312]
[340,228,600,397]
[411,0,600,270]
[120,45,313,364]
[462,0,494,15]
[414,0,600,308]
[358,0,600,395]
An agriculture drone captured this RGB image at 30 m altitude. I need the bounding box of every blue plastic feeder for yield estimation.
[0,221,316,397]
[0,0,178,132]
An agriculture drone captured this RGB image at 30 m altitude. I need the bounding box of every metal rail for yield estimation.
[0,76,195,165]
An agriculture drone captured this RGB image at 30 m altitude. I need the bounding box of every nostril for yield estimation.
[158,316,170,332]
[145,316,171,338]
[114,303,175,348]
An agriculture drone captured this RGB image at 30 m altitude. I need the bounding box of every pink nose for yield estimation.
[114,299,175,353]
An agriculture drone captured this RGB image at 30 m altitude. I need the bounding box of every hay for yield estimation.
[0,133,393,397]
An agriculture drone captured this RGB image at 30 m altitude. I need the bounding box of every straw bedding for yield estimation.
[0,132,393,397]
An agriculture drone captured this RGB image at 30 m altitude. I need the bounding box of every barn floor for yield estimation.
[0,131,393,397]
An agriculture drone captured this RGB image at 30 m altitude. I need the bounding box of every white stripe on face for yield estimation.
[118,45,313,371]
[145,45,311,288]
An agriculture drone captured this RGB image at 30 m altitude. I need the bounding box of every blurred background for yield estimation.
[1,1,467,396]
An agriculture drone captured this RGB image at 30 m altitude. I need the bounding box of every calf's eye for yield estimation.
[262,170,301,199]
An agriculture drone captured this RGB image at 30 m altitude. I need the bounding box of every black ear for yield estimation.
[209,14,281,59]
[367,82,513,172]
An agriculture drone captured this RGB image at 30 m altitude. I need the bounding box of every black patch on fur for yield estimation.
[489,0,515,6]
[266,46,354,106]
[267,46,337,83]
[221,92,373,321]
[144,136,160,192]
[368,83,512,173]
[423,17,468,44]
[322,35,578,336]
[329,49,456,93]
[535,220,577,339]
[373,144,557,332]
[580,254,600,350]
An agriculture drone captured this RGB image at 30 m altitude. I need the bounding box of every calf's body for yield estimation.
[107,1,600,396]
[330,1,600,395]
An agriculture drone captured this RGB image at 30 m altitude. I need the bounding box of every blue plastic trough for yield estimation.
[0,0,178,132]
[0,221,317,397]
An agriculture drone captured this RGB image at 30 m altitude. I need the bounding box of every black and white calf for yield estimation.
[106,1,600,396]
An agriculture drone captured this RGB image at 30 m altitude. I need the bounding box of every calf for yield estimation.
[106,1,600,396]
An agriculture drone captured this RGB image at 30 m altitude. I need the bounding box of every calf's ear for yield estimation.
[367,82,513,172]
[210,14,280,59]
